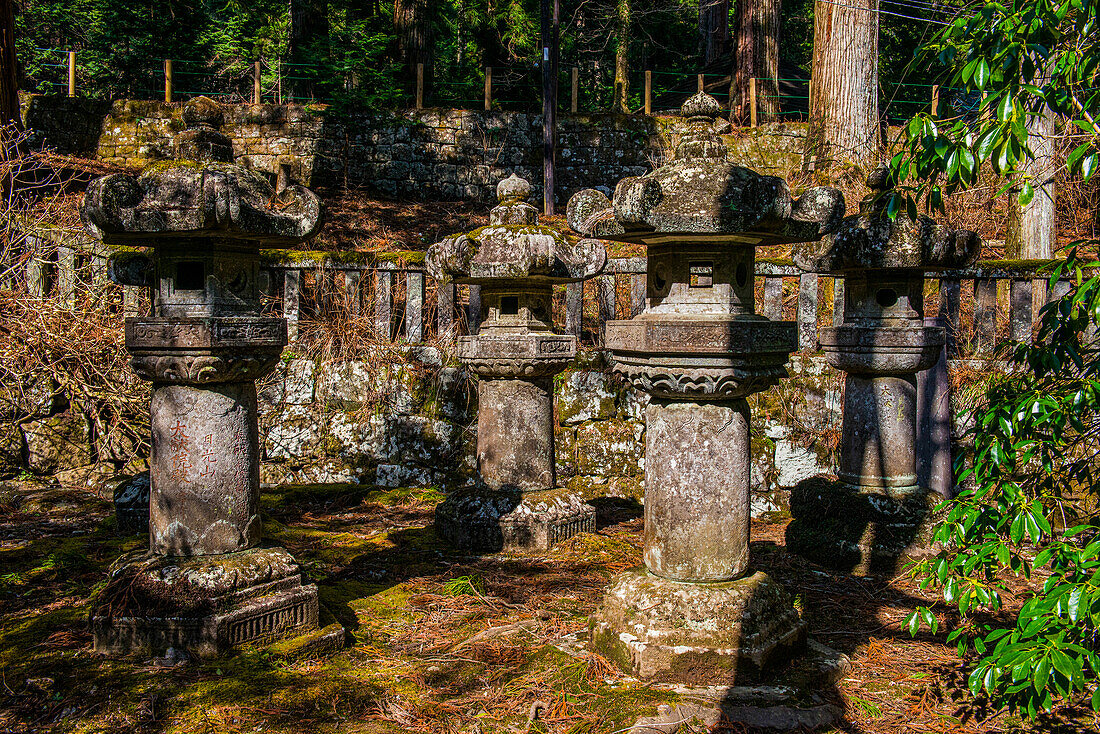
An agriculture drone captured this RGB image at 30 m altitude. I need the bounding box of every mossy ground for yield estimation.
[2,480,1097,733]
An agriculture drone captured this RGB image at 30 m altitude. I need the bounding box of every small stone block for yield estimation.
[435,487,595,552]
[113,472,150,535]
[91,547,320,658]
[590,568,806,684]
[785,476,941,576]
[260,622,346,662]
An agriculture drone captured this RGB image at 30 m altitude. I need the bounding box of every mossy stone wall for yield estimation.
[22,94,811,204]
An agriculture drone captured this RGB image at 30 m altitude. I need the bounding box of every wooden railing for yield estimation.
[20,239,1065,358]
[262,256,1065,356]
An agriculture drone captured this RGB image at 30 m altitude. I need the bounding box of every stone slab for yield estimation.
[91,547,319,658]
[435,487,595,552]
[591,568,806,684]
[785,476,942,576]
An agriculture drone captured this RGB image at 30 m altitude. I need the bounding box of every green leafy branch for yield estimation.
[906,247,1100,719]
[888,0,1099,215]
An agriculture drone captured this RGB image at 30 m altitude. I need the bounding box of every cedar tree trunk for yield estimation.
[805,0,880,168]
[732,0,780,123]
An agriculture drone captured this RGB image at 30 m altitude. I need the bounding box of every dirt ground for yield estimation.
[1,479,1098,734]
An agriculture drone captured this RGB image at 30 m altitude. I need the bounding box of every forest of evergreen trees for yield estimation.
[13,0,939,114]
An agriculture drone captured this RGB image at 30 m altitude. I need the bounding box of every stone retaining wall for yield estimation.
[252,349,841,518]
[552,354,840,517]
[3,346,935,520]
[21,96,666,203]
[20,95,808,203]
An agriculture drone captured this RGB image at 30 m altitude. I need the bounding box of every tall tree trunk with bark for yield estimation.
[0,0,19,127]
[541,0,559,214]
[732,0,780,123]
[456,0,466,67]
[805,0,880,169]
[394,0,433,92]
[614,0,629,113]
[1006,107,1056,259]
[287,0,329,100]
[698,0,729,66]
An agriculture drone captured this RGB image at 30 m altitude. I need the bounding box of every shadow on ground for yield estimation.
[1,479,1095,733]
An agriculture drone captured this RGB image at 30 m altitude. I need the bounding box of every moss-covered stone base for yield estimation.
[91,547,322,658]
[434,486,595,552]
[590,568,806,684]
[785,476,941,576]
[628,639,850,731]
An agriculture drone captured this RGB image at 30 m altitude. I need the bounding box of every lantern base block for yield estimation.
[590,568,806,684]
[785,476,942,576]
[435,487,595,552]
[90,547,319,658]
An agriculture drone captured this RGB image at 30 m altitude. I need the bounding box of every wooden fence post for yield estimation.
[253,60,262,104]
[797,272,818,350]
[416,63,424,110]
[571,67,579,113]
[931,84,940,115]
[597,275,616,344]
[343,270,361,320]
[25,239,47,298]
[565,281,583,338]
[467,284,482,335]
[164,59,173,103]
[375,270,393,340]
[1010,278,1033,343]
[67,51,76,97]
[939,277,961,358]
[56,245,76,309]
[484,67,492,111]
[283,269,300,341]
[831,276,844,326]
[974,278,998,353]
[630,273,646,317]
[405,271,425,342]
[749,77,757,128]
[697,73,704,93]
[763,276,783,320]
[437,282,455,337]
[123,287,140,316]
[644,70,652,115]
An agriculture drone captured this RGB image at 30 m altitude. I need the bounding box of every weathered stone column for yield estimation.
[787,168,981,575]
[82,97,328,657]
[568,93,846,683]
[426,175,606,551]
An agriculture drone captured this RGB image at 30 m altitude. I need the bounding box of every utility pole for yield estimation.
[541,0,559,215]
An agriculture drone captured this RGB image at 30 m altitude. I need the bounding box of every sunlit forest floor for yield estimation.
[2,480,1099,733]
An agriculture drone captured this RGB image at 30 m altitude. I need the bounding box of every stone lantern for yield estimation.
[787,168,980,574]
[567,92,845,682]
[82,97,325,657]
[426,174,606,552]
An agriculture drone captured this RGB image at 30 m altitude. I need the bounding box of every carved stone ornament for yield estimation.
[793,166,981,274]
[567,94,844,683]
[567,92,846,246]
[82,165,322,246]
[129,353,283,384]
[612,360,789,400]
[427,175,605,285]
[457,332,577,379]
[82,96,328,658]
[425,175,605,552]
